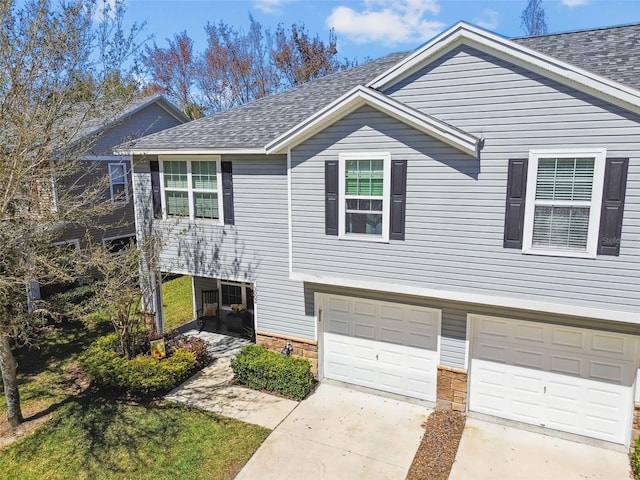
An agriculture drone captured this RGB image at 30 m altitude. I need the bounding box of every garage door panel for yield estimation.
[323,295,440,402]
[470,315,638,445]
[513,348,545,369]
[549,354,583,376]
[551,328,586,349]
[353,322,375,340]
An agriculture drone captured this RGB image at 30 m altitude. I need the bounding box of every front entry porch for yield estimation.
[191,276,256,342]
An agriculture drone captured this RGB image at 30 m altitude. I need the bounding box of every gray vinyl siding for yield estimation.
[88,103,184,156]
[60,103,185,246]
[290,46,640,368]
[291,48,640,313]
[305,284,640,369]
[132,155,313,340]
[58,159,134,247]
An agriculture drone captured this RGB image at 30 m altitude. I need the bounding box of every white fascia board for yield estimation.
[114,148,267,156]
[267,85,479,157]
[368,22,640,115]
[290,271,640,325]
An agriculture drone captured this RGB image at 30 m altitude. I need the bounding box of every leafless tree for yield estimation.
[0,0,144,429]
[143,17,356,115]
[521,0,549,36]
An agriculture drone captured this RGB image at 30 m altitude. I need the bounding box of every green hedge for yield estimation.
[80,333,197,395]
[632,436,640,480]
[230,345,314,401]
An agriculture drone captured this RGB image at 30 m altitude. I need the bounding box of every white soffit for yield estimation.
[266,86,479,157]
[368,22,640,116]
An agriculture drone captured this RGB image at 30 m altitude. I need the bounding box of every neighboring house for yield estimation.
[56,95,189,253]
[119,23,640,448]
[33,95,188,300]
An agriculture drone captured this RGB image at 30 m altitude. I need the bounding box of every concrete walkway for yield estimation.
[166,327,298,430]
[449,418,633,480]
[236,383,430,480]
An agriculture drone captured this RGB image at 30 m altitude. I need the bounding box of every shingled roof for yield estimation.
[514,23,640,90]
[123,52,409,151]
[123,23,640,152]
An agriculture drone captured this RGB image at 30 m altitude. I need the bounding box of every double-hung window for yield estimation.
[339,152,391,241]
[161,156,221,222]
[221,281,254,310]
[108,163,128,204]
[523,149,605,258]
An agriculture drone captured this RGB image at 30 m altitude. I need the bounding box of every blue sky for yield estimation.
[123,0,640,61]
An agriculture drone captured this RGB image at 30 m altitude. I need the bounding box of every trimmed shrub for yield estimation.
[80,333,198,395]
[631,436,640,479]
[164,333,212,368]
[230,344,314,401]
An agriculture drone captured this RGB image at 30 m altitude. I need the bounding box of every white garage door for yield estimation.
[321,294,440,402]
[470,315,638,445]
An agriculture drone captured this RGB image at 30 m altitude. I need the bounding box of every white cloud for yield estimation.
[561,0,589,6]
[254,0,295,15]
[326,0,445,46]
[474,9,499,31]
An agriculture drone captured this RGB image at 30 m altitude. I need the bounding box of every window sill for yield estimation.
[163,215,224,226]
[338,233,389,244]
[522,247,596,259]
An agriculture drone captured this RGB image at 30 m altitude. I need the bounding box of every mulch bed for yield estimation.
[406,409,466,480]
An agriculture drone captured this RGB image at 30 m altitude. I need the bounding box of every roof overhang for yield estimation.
[368,21,640,116]
[115,147,267,156]
[266,85,479,157]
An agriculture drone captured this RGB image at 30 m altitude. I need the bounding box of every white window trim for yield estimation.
[108,163,129,205]
[102,234,136,255]
[522,148,606,259]
[338,151,391,243]
[218,280,254,312]
[158,155,223,224]
[54,238,81,251]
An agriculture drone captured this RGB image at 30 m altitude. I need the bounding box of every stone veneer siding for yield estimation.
[437,365,468,412]
[633,403,640,440]
[256,331,318,377]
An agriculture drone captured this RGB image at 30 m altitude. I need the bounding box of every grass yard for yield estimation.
[162,275,195,331]
[0,275,270,478]
[0,398,269,480]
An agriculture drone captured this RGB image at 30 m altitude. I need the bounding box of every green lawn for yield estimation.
[0,399,268,480]
[0,275,270,478]
[162,275,195,331]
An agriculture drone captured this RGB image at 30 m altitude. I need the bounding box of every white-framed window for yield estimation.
[108,163,128,204]
[102,234,136,255]
[523,148,606,258]
[160,155,222,222]
[220,280,254,311]
[338,152,391,242]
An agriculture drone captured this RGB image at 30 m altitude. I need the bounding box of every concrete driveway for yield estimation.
[449,418,633,480]
[236,383,430,480]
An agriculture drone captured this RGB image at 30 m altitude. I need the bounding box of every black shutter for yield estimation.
[149,160,162,218]
[221,161,234,225]
[325,160,339,235]
[390,159,407,241]
[503,158,528,249]
[598,158,628,256]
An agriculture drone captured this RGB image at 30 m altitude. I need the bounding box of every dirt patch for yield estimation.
[406,409,466,480]
[0,403,54,449]
[0,360,90,450]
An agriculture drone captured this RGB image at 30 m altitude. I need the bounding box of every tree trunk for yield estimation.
[0,334,23,429]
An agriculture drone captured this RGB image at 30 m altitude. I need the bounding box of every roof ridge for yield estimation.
[512,21,640,40]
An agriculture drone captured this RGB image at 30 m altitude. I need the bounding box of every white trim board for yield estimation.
[368,22,640,116]
[115,148,267,156]
[266,86,479,157]
[290,271,640,325]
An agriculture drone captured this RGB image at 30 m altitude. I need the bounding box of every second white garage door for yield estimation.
[321,294,440,402]
[469,314,638,445]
